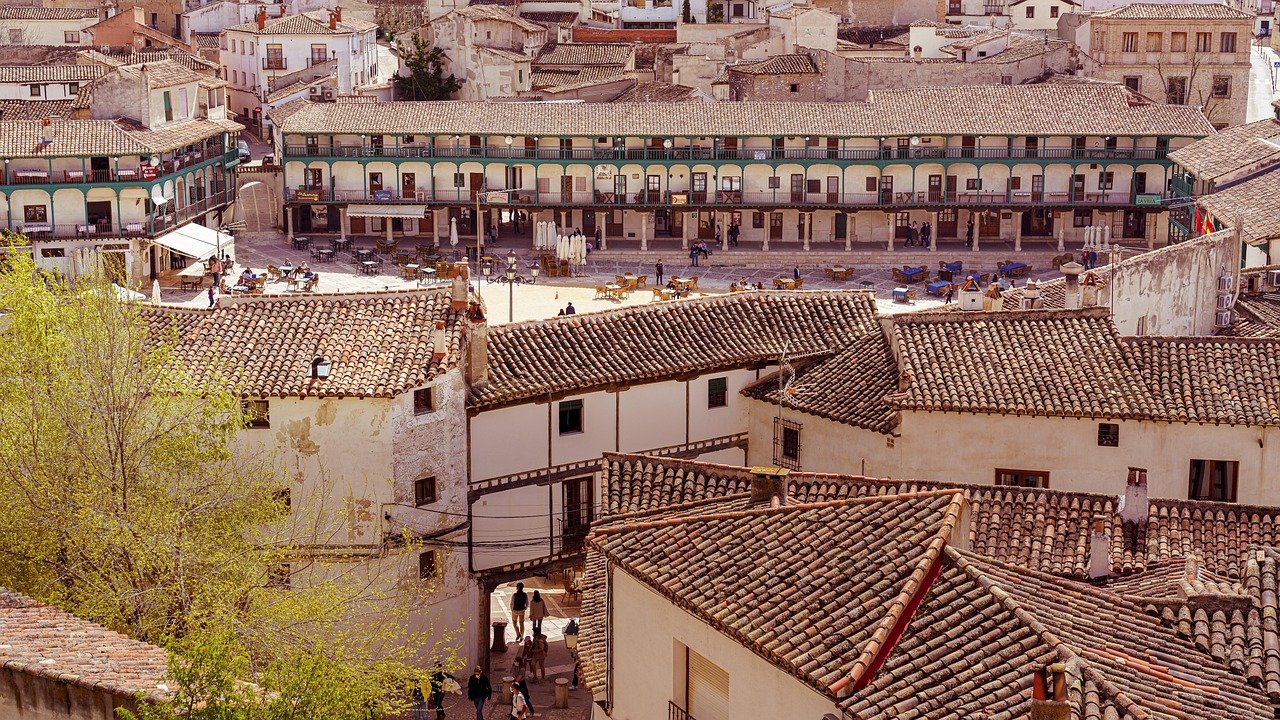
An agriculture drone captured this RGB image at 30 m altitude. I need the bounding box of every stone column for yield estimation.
[886,214,894,252]
[339,207,348,240]
[719,211,726,251]
[285,206,293,239]
[386,215,394,244]
[681,212,690,250]
[802,212,811,251]
[1014,211,1023,252]
[596,211,606,250]
[640,212,648,251]
[929,211,938,252]
[845,212,853,252]
[429,211,437,245]
[972,212,981,252]
[762,213,770,252]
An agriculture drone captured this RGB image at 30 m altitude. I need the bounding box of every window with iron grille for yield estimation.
[773,417,801,470]
[243,399,270,428]
[414,476,437,506]
[1097,423,1119,447]
[707,377,728,408]
[419,550,437,578]
[995,469,1049,488]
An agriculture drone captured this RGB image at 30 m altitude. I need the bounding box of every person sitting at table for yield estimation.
[298,262,313,279]
[666,278,677,290]
[729,281,739,292]
[239,268,256,285]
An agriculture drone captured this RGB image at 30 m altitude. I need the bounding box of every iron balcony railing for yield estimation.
[284,144,1171,162]
[669,701,695,720]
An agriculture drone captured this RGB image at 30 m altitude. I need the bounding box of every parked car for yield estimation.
[237,140,251,161]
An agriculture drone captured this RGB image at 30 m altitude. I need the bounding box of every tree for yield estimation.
[707,1,724,22]
[394,35,462,101]
[682,0,692,23]
[0,247,456,717]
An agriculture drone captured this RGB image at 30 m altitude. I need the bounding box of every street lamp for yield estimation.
[506,264,516,322]
[506,249,517,271]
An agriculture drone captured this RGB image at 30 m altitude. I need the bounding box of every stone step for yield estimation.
[589,248,1072,269]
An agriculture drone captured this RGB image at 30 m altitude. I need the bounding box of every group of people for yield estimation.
[1081,249,1100,270]
[905,221,933,248]
[556,302,577,316]
[689,239,710,266]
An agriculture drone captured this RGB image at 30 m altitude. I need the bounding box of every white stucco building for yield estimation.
[0,6,99,46]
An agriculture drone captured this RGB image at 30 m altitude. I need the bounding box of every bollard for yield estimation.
[554,678,570,709]
[502,676,514,704]
[491,621,508,653]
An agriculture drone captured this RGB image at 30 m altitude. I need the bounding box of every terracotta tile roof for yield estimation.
[1230,295,1280,337]
[113,59,207,89]
[944,28,1007,51]
[0,64,104,83]
[1128,336,1280,426]
[529,66,626,91]
[0,99,76,121]
[193,32,221,49]
[1093,2,1254,20]
[519,10,580,25]
[741,331,899,433]
[479,46,531,63]
[587,489,968,696]
[837,24,909,46]
[599,455,1280,580]
[971,36,1073,64]
[1169,119,1280,182]
[454,5,545,33]
[1200,168,1280,243]
[0,588,170,701]
[143,290,466,399]
[0,115,238,159]
[890,307,1159,419]
[0,6,97,20]
[728,53,818,75]
[469,290,879,410]
[226,10,373,35]
[78,47,217,72]
[273,82,1214,138]
[535,43,633,66]
[847,549,1275,719]
[610,81,710,102]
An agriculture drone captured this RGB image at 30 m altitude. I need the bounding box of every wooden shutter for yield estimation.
[687,649,729,720]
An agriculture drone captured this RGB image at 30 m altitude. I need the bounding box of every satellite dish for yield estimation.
[148,155,160,167]
[150,185,169,205]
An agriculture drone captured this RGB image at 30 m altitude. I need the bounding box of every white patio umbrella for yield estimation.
[112,283,147,302]
[575,233,587,265]
[449,217,459,247]
[1056,227,1065,252]
[150,278,161,304]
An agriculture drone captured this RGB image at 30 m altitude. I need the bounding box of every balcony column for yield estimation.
[802,212,810,251]
[285,206,293,239]
[971,211,980,252]
[886,214,894,252]
[596,211,606,250]
[930,211,938,252]
[428,210,437,245]
[681,211,689,250]
[1014,211,1023,252]
[718,211,726,251]
[339,206,348,240]
[762,211,770,252]
[844,212,853,252]
[640,211,648,251]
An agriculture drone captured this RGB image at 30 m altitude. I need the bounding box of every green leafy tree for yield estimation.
[707,2,724,22]
[0,246,457,718]
[682,0,692,23]
[394,35,463,100]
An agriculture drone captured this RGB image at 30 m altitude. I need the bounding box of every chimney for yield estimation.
[334,4,342,21]
[749,466,789,506]
[1086,515,1110,581]
[465,302,489,387]
[329,11,337,29]
[1019,281,1040,310]
[40,117,53,144]
[958,275,983,311]
[1082,271,1100,308]
[1030,664,1069,720]
[1061,261,1084,310]
[431,319,447,360]
[1120,467,1149,525]
[256,5,266,30]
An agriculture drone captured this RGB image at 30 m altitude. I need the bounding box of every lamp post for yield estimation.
[505,264,516,322]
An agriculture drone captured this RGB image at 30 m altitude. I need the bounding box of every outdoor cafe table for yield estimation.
[832,266,849,281]
[892,286,912,303]
[361,260,379,275]
[927,280,950,296]
[331,237,351,251]
[605,283,626,300]
[280,264,295,276]
[419,267,438,285]
[316,248,334,262]
[355,248,374,261]
[291,236,310,250]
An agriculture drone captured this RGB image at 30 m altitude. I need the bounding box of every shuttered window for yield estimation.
[687,649,729,720]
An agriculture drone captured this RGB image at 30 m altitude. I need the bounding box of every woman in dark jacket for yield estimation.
[467,666,491,720]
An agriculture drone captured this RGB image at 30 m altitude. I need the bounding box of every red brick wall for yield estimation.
[571,27,676,43]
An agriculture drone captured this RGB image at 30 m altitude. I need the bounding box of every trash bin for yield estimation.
[554,678,570,709]
[501,676,514,704]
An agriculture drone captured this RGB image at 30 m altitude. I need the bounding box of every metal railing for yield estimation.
[284,143,1171,163]
[2,148,230,187]
[263,57,287,70]
[285,186,1165,210]
[669,701,695,720]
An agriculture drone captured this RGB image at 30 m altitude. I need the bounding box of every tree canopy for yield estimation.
[394,36,463,101]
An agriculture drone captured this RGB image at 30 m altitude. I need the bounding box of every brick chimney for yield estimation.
[334,5,342,21]
[1030,663,1069,720]
[450,262,469,311]
[256,5,267,30]
[465,301,488,387]
[1120,467,1149,525]
[749,466,789,506]
[431,319,447,361]
[1082,271,1100,308]
[1061,261,1083,309]
[1086,515,1110,581]
[328,10,337,29]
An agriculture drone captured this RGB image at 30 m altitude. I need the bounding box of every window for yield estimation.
[310,43,327,66]
[1097,423,1119,447]
[707,377,728,408]
[67,82,78,94]
[453,172,465,188]
[1025,6,1034,17]
[1188,460,1238,502]
[24,205,47,223]
[1000,75,1013,85]
[414,476,438,506]
[1212,76,1231,98]
[249,42,254,55]
[1123,76,1140,92]
[413,387,435,414]
[768,176,780,189]
[1098,171,1114,190]
[1171,32,1187,52]
[1008,176,1021,190]
[558,399,583,434]
[265,44,284,69]
[1146,32,1162,52]
[243,399,270,428]
[752,211,763,229]
[1220,32,1237,53]
[64,31,80,44]
[1195,32,1212,52]
[995,469,1049,488]
[28,84,39,97]
[1074,209,1092,227]
[268,563,291,588]
[163,91,173,122]
[418,550,437,578]
[1050,5,1058,17]
[1166,76,1188,105]
[966,178,981,190]
[788,83,799,93]
[1122,32,1138,52]
[773,417,801,470]
[865,177,877,192]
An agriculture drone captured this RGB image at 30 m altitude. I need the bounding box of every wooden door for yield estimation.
[469,135,482,156]
[768,212,783,240]
[979,211,1000,238]
[826,176,839,204]
[401,172,415,199]
[879,175,893,204]
[826,137,839,159]
[368,172,383,193]
[469,172,483,200]
[1031,174,1044,202]
[946,175,957,202]
[560,176,573,203]
[646,174,661,203]
[1071,174,1085,202]
[894,211,910,239]
[790,174,803,202]
[692,172,707,203]
[961,136,976,158]
[938,208,958,238]
[1025,136,1038,158]
[928,175,942,202]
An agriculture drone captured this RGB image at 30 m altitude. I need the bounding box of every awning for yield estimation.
[152,223,233,261]
[346,204,427,219]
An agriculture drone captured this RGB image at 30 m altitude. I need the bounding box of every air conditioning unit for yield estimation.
[1218,273,1234,291]
[1217,293,1234,309]
[322,88,335,100]
[1267,269,1280,287]
[309,86,320,95]
[1215,310,1233,328]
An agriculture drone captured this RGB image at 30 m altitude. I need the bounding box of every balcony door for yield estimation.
[561,477,592,551]
[402,173,415,199]
[692,172,707,203]
[928,174,942,202]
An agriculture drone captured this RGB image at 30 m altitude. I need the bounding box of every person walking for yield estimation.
[431,665,448,719]
[689,245,700,267]
[209,254,223,289]
[511,582,528,640]
[655,259,664,285]
[516,672,534,718]
[531,633,549,681]
[908,221,919,247]
[468,667,491,720]
[714,224,722,249]
[944,283,955,305]
[510,681,529,720]
[529,591,547,637]
[206,285,216,308]
[728,223,740,247]
[921,222,932,248]
[793,265,800,281]
[965,218,975,247]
